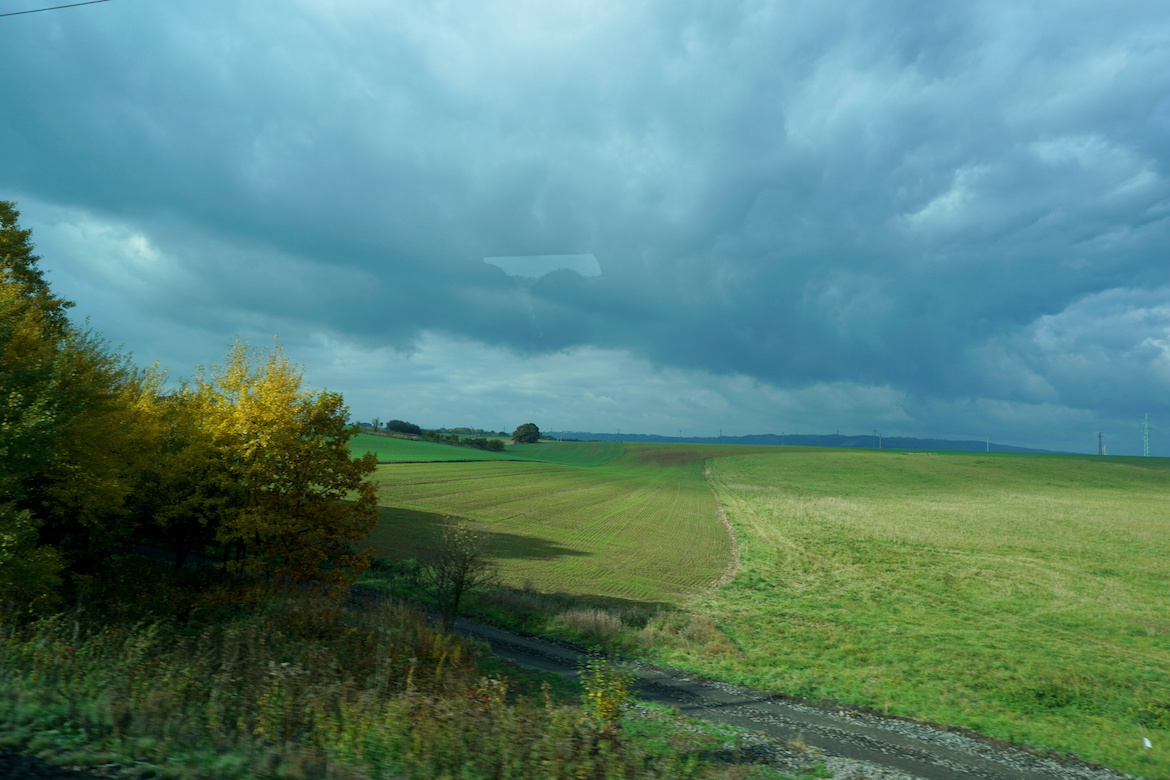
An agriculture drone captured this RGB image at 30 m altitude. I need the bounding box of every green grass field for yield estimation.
[362,436,1170,776]
[365,443,771,603]
[506,439,627,467]
[681,450,1170,777]
[351,432,514,462]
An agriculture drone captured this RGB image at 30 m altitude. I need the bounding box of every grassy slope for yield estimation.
[352,432,513,462]
[365,443,770,604]
[676,449,1170,777]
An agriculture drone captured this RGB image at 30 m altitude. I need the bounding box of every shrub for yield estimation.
[386,420,423,435]
[579,654,636,735]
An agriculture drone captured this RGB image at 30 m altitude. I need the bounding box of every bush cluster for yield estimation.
[422,430,506,451]
[1,201,378,615]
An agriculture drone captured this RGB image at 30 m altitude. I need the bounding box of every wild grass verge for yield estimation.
[361,560,738,663]
[0,580,802,779]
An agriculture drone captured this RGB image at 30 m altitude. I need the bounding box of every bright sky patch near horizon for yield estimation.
[3,1,1169,454]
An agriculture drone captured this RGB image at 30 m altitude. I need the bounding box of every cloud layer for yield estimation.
[3,0,1169,453]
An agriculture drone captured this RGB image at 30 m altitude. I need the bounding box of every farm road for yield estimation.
[453,616,1134,780]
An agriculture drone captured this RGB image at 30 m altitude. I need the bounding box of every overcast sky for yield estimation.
[4,0,1169,454]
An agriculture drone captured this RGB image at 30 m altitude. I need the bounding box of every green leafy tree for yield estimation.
[34,331,166,567]
[0,200,72,333]
[1,204,163,598]
[125,392,224,571]
[387,419,422,435]
[512,422,540,444]
[0,280,67,613]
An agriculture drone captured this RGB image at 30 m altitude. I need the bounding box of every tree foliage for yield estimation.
[0,200,72,333]
[183,341,379,584]
[512,422,540,444]
[34,332,166,565]
[0,203,380,616]
[0,281,65,613]
[1,216,162,604]
[386,419,422,435]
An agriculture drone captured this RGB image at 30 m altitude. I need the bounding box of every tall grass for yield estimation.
[0,584,772,779]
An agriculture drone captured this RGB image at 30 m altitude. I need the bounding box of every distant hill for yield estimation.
[550,431,1060,454]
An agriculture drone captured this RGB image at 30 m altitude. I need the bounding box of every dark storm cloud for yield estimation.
[3,0,1169,448]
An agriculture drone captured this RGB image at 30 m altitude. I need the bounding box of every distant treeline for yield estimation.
[363,420,506,451]
[551,431,1059,454]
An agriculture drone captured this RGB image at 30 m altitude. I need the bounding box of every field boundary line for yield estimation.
[704,460,739,589]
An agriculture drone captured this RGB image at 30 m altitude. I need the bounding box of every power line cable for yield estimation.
[1,0,112,18]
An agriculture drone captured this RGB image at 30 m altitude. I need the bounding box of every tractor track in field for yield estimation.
[704,460,740,589]
[445,611,1138,780]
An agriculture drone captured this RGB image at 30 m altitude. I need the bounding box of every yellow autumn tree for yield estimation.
[184,340,378,585]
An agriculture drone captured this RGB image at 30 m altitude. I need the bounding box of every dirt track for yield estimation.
[453,615,1138,780]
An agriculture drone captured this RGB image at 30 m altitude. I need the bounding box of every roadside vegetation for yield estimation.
[2,572,805,780]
